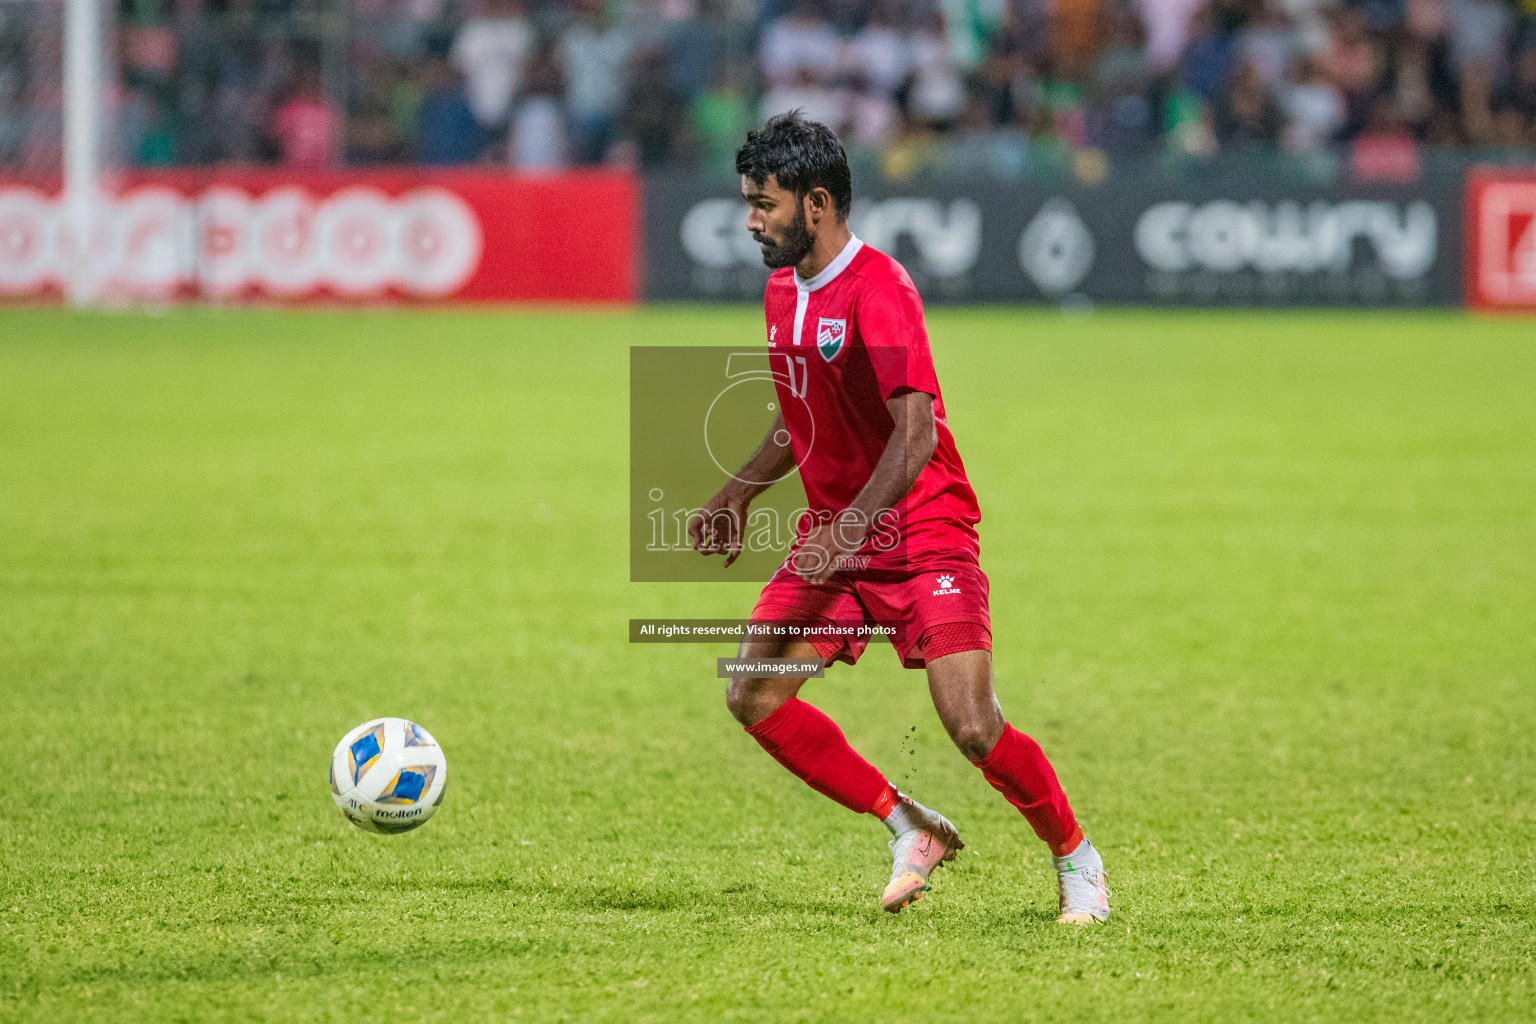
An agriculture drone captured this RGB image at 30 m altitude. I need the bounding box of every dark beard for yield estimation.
[753,208,814,269]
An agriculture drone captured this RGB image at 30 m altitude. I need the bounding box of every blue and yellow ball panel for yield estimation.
[375,764,438,805]
[348,723,385,785]
[403,721,436,748]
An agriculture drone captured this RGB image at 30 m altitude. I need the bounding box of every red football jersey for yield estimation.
[764,236,981,572]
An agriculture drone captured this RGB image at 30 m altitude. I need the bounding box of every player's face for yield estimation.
[742,175,815,270]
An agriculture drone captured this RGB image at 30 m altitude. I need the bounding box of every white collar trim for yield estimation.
[795,234,864,293]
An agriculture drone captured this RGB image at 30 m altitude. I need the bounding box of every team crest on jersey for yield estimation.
[816,318,846,361]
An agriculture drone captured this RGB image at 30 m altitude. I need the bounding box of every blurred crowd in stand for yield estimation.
[1,0,1535,176]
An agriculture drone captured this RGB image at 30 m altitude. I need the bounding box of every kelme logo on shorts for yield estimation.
[932,574,961,596]
[816,318,846,361]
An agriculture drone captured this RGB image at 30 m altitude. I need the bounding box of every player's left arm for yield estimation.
[794,389,936,583]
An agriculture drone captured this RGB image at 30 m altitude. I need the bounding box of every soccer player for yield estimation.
[688,112,1110,922]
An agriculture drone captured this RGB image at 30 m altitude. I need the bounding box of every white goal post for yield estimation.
[62,0,106,306]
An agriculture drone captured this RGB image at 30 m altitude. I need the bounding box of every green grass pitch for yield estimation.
[2,306,1533,1022]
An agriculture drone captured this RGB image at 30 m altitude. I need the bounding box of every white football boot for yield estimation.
[881,795,963,913]
[1053,838,1111,923]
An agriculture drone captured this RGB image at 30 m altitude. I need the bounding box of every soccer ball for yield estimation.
[329,717,448,834]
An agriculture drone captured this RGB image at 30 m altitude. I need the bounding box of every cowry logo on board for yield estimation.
[933,574,960,596]
[816,318,846,361]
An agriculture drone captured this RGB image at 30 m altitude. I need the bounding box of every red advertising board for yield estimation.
[0,170,639,304]
[1465,168,1536,312]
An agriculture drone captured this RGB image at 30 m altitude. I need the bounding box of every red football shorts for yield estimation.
[749,560,992,669]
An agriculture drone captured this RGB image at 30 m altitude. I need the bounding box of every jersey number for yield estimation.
[783,354,808,398]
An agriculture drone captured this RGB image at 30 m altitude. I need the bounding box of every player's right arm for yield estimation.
[688,411,796,567]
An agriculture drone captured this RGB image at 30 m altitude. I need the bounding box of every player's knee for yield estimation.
[724,677,752,722]
[725,676,783,727]
[948,718,1002,761]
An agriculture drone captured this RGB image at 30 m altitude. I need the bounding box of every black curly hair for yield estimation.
[735,110,852,222]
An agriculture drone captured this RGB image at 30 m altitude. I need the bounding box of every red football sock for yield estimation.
[745,698,892,815]
[971,724,1083,856]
